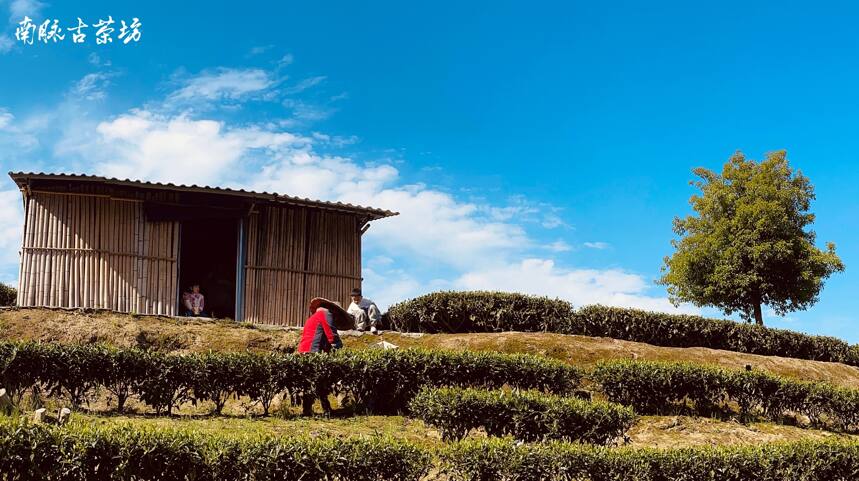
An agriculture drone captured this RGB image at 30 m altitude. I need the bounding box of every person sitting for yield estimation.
[182,284,207,317]
[298,297,350,416]
[347,288,382,334]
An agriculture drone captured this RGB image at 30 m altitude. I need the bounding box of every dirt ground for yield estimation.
[3,307,859,388]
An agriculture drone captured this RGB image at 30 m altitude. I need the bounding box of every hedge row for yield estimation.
[441,437,859,481]
[5,419,859,481]
[386,291,859,366]
[387,291,576,333]
[0,419,430,481]
[409,387,635,444]
[593,360,859,430]
[0,341,581,415]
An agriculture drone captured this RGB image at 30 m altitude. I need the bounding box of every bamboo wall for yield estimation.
[17,192,180,315]
[243,205,361,326]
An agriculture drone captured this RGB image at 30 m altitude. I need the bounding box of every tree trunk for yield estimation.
[753,302,763,326]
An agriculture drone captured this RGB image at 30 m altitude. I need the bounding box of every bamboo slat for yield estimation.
[18,190,363,324]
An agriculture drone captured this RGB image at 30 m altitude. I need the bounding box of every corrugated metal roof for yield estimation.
[8,172,399,220]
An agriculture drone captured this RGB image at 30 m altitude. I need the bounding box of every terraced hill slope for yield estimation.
[3,307,859,388]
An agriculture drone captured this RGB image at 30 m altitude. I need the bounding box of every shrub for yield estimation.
[237,352,313,416]
[340,349,582,414]
[409,387,635,444]
[0,418,431,481]
[592,359,859,430]
[386,292,859,367]
[386,291,575,333]
[135,351,199,415]
[571,304,859,365]
[0,283,15,306]
[191,351,252,415]
[100,346,150,412]
[440,437,859,481]
[0,341,581,416]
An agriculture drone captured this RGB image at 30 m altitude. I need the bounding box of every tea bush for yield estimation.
[0,418,431,481]
[441,437,859,481]
[572,305,859,365]
[409,387,635,444]
[386,291,859,366]
[0,341,582,415]
[592,359,859,430]
[386,291,575,333]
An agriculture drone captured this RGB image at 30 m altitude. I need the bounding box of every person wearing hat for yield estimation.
[297,297,352,415]
[347,288,382,334]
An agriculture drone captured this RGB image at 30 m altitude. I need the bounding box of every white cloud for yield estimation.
[248,45,274,56]
[90,110,306,185]
[281,98,332,122]
[0,107,42,152]
[9,0,44,23]
[0,35,12,53]
[584,241,609,250]
[0,108,13,129]
[455,258,699,314]
[168,68,276,103]
[284,76,326,95]
[71,72,115,101]
[0,189,23,284]
[278,53,294,66]
[546,240,572,252]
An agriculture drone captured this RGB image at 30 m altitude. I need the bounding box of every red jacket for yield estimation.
[298,309,343,353]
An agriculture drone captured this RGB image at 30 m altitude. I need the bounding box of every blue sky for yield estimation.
[1,0,858,341]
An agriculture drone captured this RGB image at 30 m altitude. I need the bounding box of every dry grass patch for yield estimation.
[49,412,858,451]
[627,415,859,449]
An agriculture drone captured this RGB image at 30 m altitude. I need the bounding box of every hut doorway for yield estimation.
[178,218,239,319]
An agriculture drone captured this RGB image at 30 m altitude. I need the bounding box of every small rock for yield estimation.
[33,408,47,424]
[374,341,399,350]
[58,407,71,425]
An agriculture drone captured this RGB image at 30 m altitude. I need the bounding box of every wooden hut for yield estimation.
[8,172,397,326]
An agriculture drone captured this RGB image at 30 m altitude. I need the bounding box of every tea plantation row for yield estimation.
[386,291,859,365]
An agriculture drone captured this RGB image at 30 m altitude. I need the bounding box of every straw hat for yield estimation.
[309,297,355,330]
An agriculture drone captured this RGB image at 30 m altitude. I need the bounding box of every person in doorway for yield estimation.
[182,284,207,317]
[347,288,382,334]
[297,297,350,416]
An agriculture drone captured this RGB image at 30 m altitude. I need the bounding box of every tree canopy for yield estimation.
[659,151,844,325]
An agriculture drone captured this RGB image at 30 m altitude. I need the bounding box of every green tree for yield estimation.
[659,151,844,325]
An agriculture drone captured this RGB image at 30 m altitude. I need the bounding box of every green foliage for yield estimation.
[386,292,859,366]
[237,352,313,416]
[571,304,859,364]
[136,352,199,415]
[409,387,635,444]
[592,360,859,430]
[387,290,575,333]
[660,151,844,325]
[0,418,431,481]
[341,349,582,414]
[0,283,15,306]
[191,351,252,415]
[440,437,859,481]
[0,341,581,416]
[100,346,150,412]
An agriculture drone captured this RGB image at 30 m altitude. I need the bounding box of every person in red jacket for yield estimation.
[298,298,352,415]
[298,306,344,354]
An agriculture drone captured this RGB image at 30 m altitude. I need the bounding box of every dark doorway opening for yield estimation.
[178,218,238,319]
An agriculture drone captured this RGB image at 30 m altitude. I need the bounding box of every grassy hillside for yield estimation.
[3,307,859,388]
[69,413,857,450]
